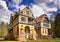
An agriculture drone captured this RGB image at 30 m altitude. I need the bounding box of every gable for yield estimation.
[21,6,34,17]
[35,14,49,23]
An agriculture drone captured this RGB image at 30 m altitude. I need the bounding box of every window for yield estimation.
[20,28,23,34]
[43,19,49,23]
[43,29,44,33]
[43,17,49,23]
[43,24,49,27]
[21,17,26,22]
[26,11,29,16]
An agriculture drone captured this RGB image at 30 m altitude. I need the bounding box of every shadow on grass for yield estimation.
[0,39,17,41]
[25,39,60,42]
[0,39,60,42]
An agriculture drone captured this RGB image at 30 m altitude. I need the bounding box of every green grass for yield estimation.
[0,41,18,42]
[27,39,60,42]
[0,39,60,42]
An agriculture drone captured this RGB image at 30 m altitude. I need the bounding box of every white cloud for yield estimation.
[0,1,11,23]
[13,0,22,5]
[0,0,23,23]
[40,4,57,12]
[34,0,59,12]
[30,5,44,18]
[33,0,60,19]
[0,1,8,10]
[0,9,11,23]
[30,4,52,19]
[58,0,60,8]
[8,0,23,12]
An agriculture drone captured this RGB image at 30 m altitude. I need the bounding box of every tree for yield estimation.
[0,22,9,38]
[51,21,55,38]
[50,15,55,38]
[53,13,60,38]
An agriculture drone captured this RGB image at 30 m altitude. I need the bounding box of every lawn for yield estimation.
[0,39,60,42]
[27,39,60,42]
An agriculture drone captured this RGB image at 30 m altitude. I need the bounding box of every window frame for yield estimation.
[21,16,26,22]
[26,11,29,16]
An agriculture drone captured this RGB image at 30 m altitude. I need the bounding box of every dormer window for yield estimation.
[26,11,29,16]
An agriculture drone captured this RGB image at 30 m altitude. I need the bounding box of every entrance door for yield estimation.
[25,26,30,39]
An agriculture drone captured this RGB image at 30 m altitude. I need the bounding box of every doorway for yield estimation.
[25,26,30,39]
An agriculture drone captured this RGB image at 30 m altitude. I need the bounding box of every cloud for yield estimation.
[33,0,60,19]
[0,1,8,10]
[12,0,23,8]
[40,3,57,12]
[34,0,59,12]
[58,0,60,8]
[0,9,11,23]
[30,4,52,19]
[30,5,44,18]
[18,0,59,19]
[0,0,23,23]
[0,1,11,23]
[13,0,22,5]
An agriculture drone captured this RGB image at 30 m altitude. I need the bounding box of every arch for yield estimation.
[25,26,30,33]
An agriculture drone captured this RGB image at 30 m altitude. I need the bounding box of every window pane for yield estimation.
[43,24,49,27]
[21,17,26,22]
[26,11,29,16]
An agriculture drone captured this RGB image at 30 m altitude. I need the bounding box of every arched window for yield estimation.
[20,28,23,34]
[25,26,30,33]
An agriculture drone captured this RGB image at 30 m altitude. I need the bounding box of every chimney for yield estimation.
[16,8,20,14]
[18,8,20,12]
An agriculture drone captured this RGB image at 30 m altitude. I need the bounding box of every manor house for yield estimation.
[8,6,51,40]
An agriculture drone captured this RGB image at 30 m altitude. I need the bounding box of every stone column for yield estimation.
[33,31,37,40]
[16,27,21,40]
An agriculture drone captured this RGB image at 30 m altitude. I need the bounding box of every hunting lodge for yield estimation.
[8,6,51,40]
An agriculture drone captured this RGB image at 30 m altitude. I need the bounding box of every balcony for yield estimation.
[43,23,49,28]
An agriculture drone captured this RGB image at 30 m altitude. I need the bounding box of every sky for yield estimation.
[0,0,60,23]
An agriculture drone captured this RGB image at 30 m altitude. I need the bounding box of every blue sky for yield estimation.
[5,0,35,12]
[0,0,60,23]
[5,0,60,13]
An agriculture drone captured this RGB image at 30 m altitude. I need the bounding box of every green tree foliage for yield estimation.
[53,14,60,38]
[51,21,55,38]
[0,22,9,38]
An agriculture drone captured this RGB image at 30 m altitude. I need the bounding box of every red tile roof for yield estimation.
[35,14,47,23]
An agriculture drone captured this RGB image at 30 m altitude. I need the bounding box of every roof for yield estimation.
[35,14,47,23]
